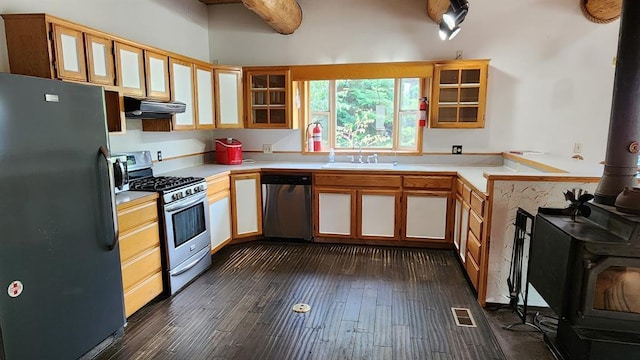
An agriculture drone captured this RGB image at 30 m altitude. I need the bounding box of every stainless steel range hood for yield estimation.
[123,97,186,119]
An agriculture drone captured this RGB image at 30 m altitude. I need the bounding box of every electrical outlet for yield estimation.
[456,50,463,59]
[452,145,463,154]
[157,150,163,161]
[263,144,273,154]
[574,143,583,154]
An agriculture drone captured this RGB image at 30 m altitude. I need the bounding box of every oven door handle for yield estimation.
[99,146,119,251]
[165,193,207,213]
[169,250,209,277]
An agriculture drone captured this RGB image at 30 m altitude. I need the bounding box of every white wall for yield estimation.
[208,0,620,161]
[0,0,213,163]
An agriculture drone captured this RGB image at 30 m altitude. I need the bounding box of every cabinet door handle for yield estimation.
[99,146,120,251]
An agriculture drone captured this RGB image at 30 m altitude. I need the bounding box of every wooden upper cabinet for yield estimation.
[430,60,489,129]
[214,67,244,129]
[51,24,87,82]
[144,51,170,101]
[115,42,146,97]
[84,33,115,85]
[244,67,298,129]
[195,65,215,129]
[170,58,196,130]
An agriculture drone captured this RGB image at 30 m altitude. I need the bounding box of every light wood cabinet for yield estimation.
[144,50,170,101]
[402,191,449,241]
[315,188,356,238]
[230,173,262,239]
[358,190,400,239]
[51,24,87,82]
[244,67,299,129]
[170,58,196,130]
[116,194,163,318]
[215,67,244,128]
[430,60,488,129]
[115,42,145,97]
[85,33,115,85]
[195,65,216,129]
[207,175,232,253]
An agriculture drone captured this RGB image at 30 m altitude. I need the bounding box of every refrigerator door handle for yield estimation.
[100,146,120,251]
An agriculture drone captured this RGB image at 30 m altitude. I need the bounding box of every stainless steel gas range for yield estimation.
[125,151,211,295]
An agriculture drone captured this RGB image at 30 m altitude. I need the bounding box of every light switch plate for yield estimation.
[452,145,463,154]
[263,144,273,154]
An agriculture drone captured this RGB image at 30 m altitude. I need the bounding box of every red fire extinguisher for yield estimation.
[419,97,429,127]
[313,122,322,152]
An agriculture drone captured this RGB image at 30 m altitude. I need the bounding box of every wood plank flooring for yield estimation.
[97,242,505,360]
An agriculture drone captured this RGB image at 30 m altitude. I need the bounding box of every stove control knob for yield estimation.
[172,194,178,201]
[186,189,193,195]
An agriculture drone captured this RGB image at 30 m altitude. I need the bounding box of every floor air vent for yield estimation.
[451,307,477,327]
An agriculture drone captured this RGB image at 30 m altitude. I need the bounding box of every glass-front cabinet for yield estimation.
[430,60,489,128]
[244,67,298,129]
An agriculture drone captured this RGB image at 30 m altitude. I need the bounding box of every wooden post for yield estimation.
[580,0,621,23]
[241,0,302,35]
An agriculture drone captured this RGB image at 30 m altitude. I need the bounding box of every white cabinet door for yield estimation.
[454,198,462,250]
[52,25,86,82]
[459,202,470,262]
[317,191,353,236]
[404,192,448,240]
[209,196,231,251]
[145,51,170,101]
[215,68,243,128]
[196,66,215,129]
[116,43,145,97]
[359,192,397,238]
[85,34,114,85]
[232,175,261,237]
[171,59,195,129]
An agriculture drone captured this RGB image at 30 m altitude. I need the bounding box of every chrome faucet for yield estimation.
[367,154,378,163]
[357,145,364,163]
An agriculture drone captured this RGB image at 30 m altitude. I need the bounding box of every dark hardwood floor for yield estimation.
[97,242,505,360]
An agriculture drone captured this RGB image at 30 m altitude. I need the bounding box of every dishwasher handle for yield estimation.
[261,174,312,185]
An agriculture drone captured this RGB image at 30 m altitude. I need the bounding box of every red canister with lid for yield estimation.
[215,138,243,165]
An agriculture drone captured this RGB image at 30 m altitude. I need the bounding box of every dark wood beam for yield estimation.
[200,0,302,35]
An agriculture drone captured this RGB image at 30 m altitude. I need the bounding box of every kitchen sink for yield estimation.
[321,162,396,170]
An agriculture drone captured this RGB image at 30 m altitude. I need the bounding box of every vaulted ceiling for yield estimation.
[199,0,621,35]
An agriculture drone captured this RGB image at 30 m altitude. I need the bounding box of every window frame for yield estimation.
[301,77,428,154]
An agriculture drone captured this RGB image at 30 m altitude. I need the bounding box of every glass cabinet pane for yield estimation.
[438,107,458,122]
[254,109,268,123]
[270,109,286,124]
[270,91,285,105]
[460,87,480,103]
[439,70,459,85]
[459,107,479,122]
[461,69,481,84]
[439,88,459,103]
[269,75,286,88]
[252,75,268,89]
[252,91,267,106]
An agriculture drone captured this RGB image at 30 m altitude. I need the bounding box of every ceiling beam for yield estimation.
[426,0,450,23]
[200,0,302,35]
[580,0,621,23]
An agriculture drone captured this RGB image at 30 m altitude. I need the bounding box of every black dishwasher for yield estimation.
[261,173,313,241]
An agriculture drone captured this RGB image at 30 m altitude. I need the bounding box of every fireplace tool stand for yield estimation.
[504,208,542,331]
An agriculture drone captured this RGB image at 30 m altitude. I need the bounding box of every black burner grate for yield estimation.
[129,176,204,192]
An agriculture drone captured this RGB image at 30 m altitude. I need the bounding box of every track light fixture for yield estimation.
[439,0,468,40]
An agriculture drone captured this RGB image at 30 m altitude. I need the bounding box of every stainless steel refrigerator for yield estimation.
[0,73,125,359]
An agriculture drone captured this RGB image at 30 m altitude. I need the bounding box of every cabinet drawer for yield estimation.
[456,179,463,196]
[462,184,472,203]
[469,210,483,240]
[470,191,484,216]
[121,246,162,291]
[465,252,480,290]
[315,174,401,188]
[403,176,452,190]
[118,200,158,234]
[467,230,481,264]
[124,272,163,317]
[119,221,160,263]
[207,175,230,197]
